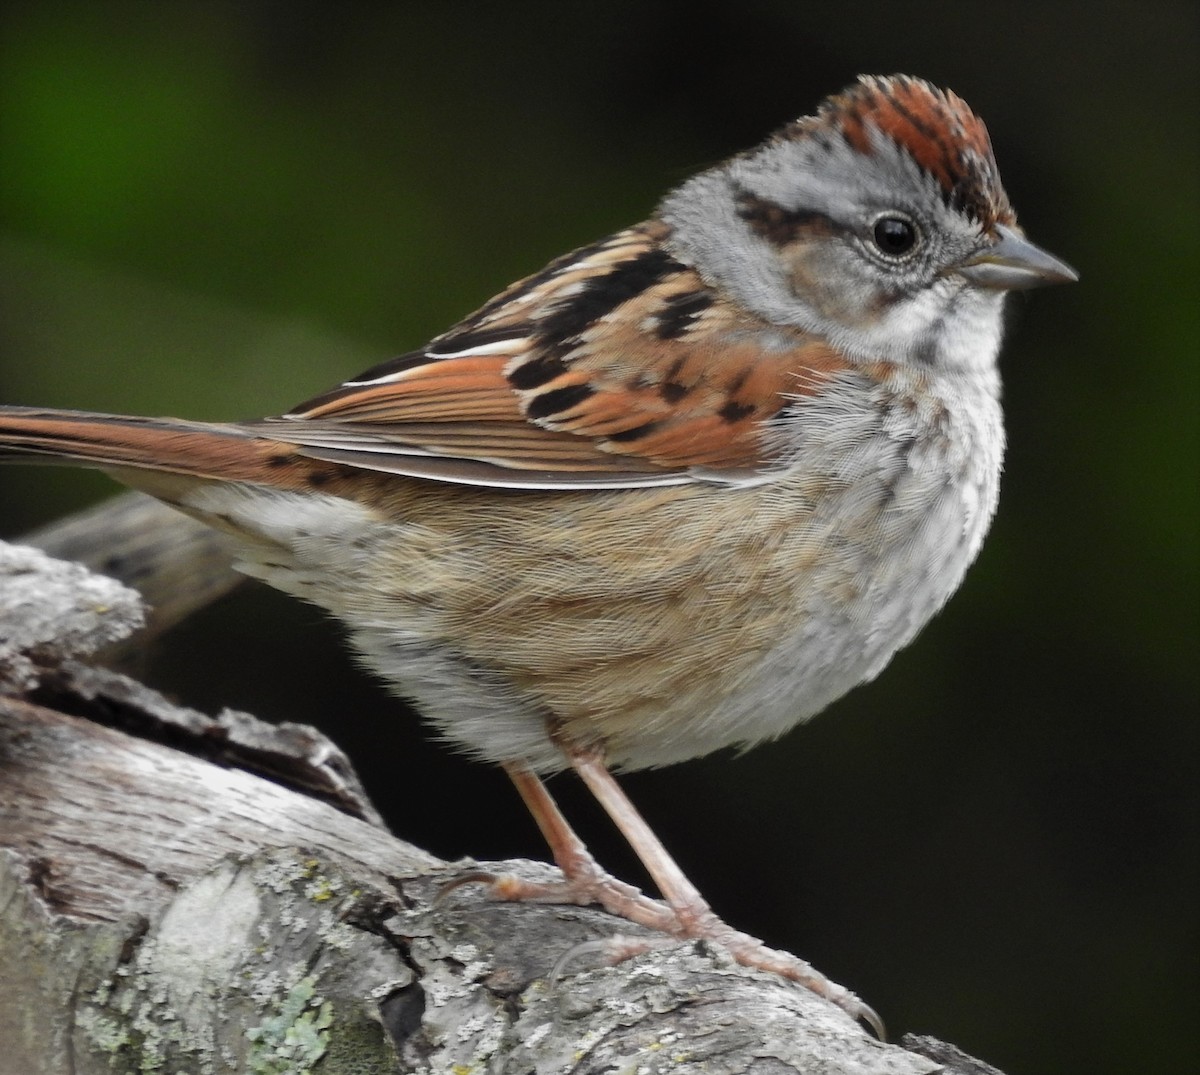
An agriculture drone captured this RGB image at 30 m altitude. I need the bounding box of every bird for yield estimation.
[0,75,1076,1032]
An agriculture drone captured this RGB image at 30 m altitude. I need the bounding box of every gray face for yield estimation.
[657,101,1014,373]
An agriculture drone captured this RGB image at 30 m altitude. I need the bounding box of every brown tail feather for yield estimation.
[0,406,320,489]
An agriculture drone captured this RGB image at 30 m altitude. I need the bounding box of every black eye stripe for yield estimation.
[734,187,842,246]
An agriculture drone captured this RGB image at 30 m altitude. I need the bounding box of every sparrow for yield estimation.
[0,75,1076,1032]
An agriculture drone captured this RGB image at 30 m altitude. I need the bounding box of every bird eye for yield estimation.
[871,214,920,258]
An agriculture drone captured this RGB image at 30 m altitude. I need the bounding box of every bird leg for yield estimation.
[467,762,678,933]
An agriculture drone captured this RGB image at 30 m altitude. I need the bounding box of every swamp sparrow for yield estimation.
[0,75,1076,1031]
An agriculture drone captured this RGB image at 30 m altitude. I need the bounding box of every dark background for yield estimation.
[0,4,1195,1073]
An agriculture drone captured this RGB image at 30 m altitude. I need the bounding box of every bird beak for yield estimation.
[956,224,1079,290]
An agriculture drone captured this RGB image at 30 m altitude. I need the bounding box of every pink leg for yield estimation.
[504,763,602,881]
[465,763,677,933]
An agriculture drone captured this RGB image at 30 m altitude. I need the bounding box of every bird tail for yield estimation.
[0,406,305,487]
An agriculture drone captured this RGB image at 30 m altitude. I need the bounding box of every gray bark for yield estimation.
[0,530,998,1074]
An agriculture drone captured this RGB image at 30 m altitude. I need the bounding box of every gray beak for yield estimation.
[957,224,1079,290]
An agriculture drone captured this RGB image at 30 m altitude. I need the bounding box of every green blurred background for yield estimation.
[0,3,1195,1072]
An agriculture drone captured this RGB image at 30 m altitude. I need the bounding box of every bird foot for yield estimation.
[674,912,886,1039]
[442,863,679,933]
[442,869,883,1037]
